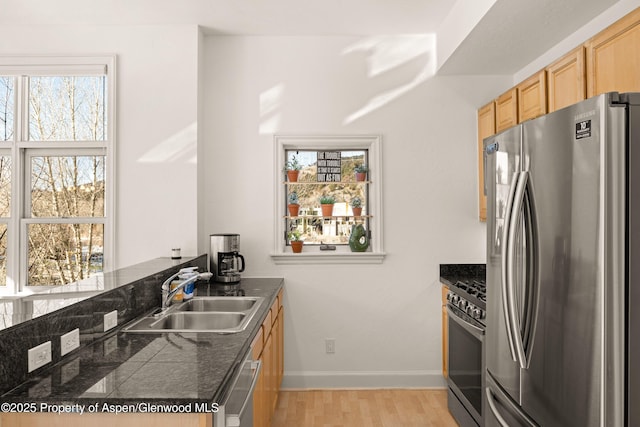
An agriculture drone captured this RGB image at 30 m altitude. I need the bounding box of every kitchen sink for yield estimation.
[123,296,264,333]
[174,296,261,312]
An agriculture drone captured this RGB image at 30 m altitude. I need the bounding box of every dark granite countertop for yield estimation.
[0,257,205,332]
[439,264,486,287]
[1,277,283,407]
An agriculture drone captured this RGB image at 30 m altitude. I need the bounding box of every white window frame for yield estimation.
[271,134,385,264]
[0,55,116,294]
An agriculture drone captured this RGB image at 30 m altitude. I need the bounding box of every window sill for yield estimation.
[270,252,386,265]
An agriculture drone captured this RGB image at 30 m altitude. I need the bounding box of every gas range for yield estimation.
[446,279,486,326]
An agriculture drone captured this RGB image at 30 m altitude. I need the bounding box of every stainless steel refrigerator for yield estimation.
[483,92,640,426]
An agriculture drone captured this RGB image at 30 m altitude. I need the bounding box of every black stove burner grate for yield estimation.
[450,279,486,309]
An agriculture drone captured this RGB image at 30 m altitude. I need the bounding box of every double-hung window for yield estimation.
[0,56,115,292]
[272,135,385,264]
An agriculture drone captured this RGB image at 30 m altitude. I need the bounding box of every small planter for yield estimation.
[355,172,367,182]
[287,170,299,182]
[321,204,334,217]
[288,204,300,217]
[352,207,363,217]
[291,241,303,253]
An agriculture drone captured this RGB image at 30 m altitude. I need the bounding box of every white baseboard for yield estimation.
[281,370,447,390]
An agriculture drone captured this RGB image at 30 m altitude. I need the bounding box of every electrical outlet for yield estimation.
[60,328,80,356]
[325,338,335,354]
[103,310,118,332]
[28,341,52,372]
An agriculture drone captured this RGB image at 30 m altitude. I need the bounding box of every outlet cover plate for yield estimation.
[61,328,80,356]
[28,341,52,372]
[103,310,118,332]
[325,338,335,354]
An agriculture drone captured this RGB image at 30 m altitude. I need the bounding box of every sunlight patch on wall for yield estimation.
[260,83,285,134]
[138,122,197,164]
[343,35,435,77]
[342,35,436,125]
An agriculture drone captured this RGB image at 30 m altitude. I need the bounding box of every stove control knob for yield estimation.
[451,295,460,304]
[472,308,484,319]
[459,300,467,310]
[465,304,475,315]
[446,292,453,302]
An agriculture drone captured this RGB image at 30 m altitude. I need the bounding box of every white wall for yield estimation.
[202,35,508,388]
[0,24,200,268]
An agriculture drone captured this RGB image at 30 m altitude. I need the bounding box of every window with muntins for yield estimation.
[0,56,115,292]
[272,135,385,264]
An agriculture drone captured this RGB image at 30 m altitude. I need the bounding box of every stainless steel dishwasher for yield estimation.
[213,347,261,427]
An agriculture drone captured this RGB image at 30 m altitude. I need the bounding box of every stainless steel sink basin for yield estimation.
[123,296,264,333]
[154,312,246,330]
[174,297,260,312]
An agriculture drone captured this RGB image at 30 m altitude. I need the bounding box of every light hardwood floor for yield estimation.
[271,389,459,427]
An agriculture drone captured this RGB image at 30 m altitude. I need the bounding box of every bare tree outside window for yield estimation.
[25,75,107,286]
[29,76,106,142]
[0,58,113,292]
[0,76,13,286]
[0,77,13,142]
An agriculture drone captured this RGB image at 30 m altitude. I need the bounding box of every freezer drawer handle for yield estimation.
[485,387,511,427]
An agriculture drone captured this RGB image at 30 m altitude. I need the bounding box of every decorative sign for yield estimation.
[317,151,341,182]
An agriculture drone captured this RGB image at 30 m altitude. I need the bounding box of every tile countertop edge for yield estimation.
[0,277,284,408]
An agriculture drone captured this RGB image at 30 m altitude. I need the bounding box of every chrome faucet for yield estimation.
[161,270,213,309]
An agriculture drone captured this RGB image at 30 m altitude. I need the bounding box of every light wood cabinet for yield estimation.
[477,101,495,222]
[253,289,284,427]
[586,7,640,97]
[546,47,586,112]
[517,70,547,122]
[475,8,638,222]
[441,285,449,378]
[495,88,518,133]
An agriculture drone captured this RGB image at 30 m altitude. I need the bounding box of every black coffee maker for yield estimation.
[209,233,245,283]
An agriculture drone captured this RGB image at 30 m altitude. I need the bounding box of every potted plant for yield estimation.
[351,196,363,217]
[288,230,304,253]
[319,195,336,217]
[287,191,300,217]
[284,154,302,182]
[354,164,368,182]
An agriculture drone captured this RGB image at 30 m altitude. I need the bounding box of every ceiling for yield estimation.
[438,0,618,75]
[0,0,621,75]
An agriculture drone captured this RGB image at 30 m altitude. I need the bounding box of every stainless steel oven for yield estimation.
[446,279,486,427]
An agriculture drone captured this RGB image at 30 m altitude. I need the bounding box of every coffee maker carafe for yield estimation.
[210,233,245,283]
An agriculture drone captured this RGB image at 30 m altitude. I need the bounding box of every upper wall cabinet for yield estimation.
[586,7,640,97]
[477,101,495,222]
[546,47,586,112]
[495,88,518,133]
[517,70,547,122]
[477,7,640,222]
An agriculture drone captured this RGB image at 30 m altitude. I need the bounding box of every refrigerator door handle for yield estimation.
[506,171,529,369]
[520,178,539,369]
[501,171,520,363]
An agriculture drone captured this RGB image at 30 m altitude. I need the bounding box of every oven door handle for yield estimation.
[446,306,484,340]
